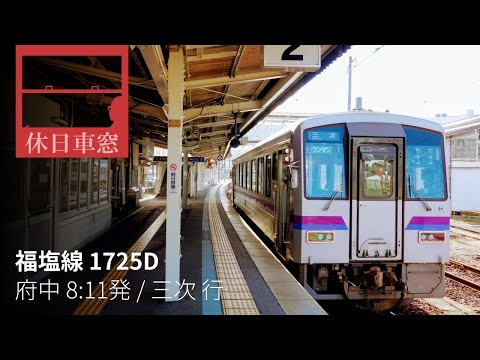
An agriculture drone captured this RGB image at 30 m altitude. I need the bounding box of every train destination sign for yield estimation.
[306,130,341,142]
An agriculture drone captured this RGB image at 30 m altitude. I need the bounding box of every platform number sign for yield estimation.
[281,45,304,61]
[264,45,321,71]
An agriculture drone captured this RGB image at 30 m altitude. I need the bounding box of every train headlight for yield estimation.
[306,231,335,243]
[418,231,445,243]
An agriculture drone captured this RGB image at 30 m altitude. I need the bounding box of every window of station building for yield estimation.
[29,159,51,216]
[143,164,157,195]
[69,158,79,210]
[60,158,70,213]
[265,154,272,197]
[404,126,446,200]
[258,157,264,194]
[450,130,479,160]
[60,158,110,215]
[99,159,109,202]
[91,158,99,204]
[7,152,26,220]
[79,158,88,208]
[304,125,347,199]
[251,159,256,192]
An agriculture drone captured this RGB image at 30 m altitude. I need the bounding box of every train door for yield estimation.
[351,138,403,261]
[274,151,288,254]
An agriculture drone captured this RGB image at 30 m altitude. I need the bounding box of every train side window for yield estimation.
[272,153,277,180]
[239,163,241,187]
[404,126,446,200]
[246,161,250,190]
[265,155,272,197]
[251,159,256,192]
[239,163,245,187]
[240,162,243,187]
[258,157,264,195]
[243,162,247,188]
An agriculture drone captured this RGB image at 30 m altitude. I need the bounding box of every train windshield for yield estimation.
[404,126,446,200]
[304,125,347,199]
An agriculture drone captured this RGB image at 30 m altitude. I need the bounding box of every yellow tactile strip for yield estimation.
[208,186,260,315]
[73,210,167,315]
[220,184,327,315]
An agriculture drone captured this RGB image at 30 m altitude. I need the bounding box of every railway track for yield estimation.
[449,260,480,276]
[450,224,480,240]
[446,260,480,292]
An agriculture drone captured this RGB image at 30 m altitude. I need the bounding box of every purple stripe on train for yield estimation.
[292,216,348,230]
[406,216,450,230]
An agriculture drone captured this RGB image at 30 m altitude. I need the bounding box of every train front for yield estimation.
[288,113,450,311]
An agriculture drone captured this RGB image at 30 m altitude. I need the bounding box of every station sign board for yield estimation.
[264,45,321,71]
[154,156,205,163]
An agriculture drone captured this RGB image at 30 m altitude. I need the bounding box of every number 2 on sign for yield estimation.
[281,45,303,61]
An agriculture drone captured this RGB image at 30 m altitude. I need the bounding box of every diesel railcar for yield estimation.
[232,112,450,311]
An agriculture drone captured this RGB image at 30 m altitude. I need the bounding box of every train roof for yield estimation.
[234,111,445,161]
[297,111,445,133]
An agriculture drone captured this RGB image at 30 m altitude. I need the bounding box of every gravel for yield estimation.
[444,279,480,314]
[397,298,444,315]
[450,231,480,268]
[398,220,480,315]
[446,220,480,314]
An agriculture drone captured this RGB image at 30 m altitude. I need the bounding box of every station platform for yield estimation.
[9,183,326,315]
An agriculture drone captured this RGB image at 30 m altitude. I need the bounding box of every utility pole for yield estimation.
[347,56,353,112]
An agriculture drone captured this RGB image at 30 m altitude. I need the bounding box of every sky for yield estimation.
[277,45,480,118]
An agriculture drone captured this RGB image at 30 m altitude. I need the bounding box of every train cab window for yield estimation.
[360,146,395,199]
[404,126,446,200]
[304,125,347,199]
[265,155,272,197]
[251,159,256,192]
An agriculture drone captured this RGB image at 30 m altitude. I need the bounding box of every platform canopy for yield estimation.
[25,45,349,160]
